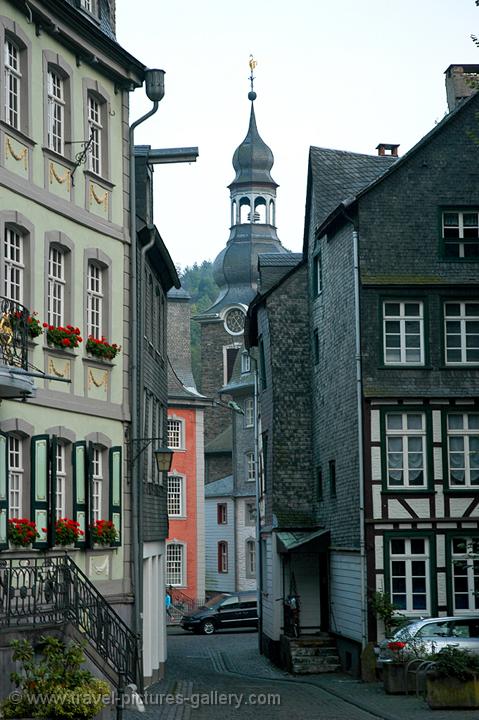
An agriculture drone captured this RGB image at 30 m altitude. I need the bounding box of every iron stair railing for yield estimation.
[0,554,141,690]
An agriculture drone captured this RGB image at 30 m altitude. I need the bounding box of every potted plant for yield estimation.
[0,636,110,719]
[381,637,432,694]
[427,646,479,709]
[11,310,43,340]
[7,518,39,548]
[54,517,84,546]
[86,335,121,361]
[90,519,118,546]
[43,323,83,350]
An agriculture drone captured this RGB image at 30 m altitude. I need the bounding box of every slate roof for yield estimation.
[205,475,234,497]
[258,253,303,267]
[204,424,232,454]
[308,147,395,231]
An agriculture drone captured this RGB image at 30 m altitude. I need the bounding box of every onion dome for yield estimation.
[230,102,277,187]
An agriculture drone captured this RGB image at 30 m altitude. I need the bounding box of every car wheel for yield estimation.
[201,620,215,635]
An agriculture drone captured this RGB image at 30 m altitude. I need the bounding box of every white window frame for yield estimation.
[87,95,102,174]
[451,537,479,612]
[218,541,228,573]
[80,0,93,11]
[443,210,479,259]
[444,301,479,365]
[4,38,21,129]
[166,542,185,586]
[167,475,184,517]
[447,412,479,488]
[8,436,23,519]
[246,451,255,482]
[385,412,427,489]
[86,262,103,338]
[390,537,430,614]
[244,397,254,428]
[167,418,184,450]
[246,539,256,576]
[383,301,424,365]
[217,502,227,525]
[48,246,65,326]
[92,447,103,523]
[4,227,24,303]
[47,69,65,155]
[55,444,66,520]
[241,351,251,374]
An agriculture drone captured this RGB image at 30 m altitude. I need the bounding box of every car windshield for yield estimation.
[392,622,420,641]
[204,594,228,609]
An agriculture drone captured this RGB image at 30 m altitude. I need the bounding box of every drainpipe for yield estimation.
[129,70,165,651]
[253,358,263,654]
[352,226,367,650]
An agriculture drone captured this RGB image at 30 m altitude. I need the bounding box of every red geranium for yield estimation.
[55,517,84,546]
[7,518,40,547]
[90,519,118,546]
[46,324,83,350]
[86,336,121,361]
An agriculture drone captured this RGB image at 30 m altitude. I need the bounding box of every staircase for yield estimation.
[168,587,205,625]
[280,633,341,674]
[0,554,141,690]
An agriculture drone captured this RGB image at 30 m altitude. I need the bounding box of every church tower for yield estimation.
[196,68,287,464]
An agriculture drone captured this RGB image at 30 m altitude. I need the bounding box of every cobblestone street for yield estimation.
[124,629,477,720]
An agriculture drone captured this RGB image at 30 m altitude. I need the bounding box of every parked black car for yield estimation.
[180,592,258,635]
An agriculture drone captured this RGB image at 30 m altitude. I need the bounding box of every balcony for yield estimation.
[0,297,35,399]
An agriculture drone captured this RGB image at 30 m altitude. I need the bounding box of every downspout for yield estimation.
[129,99,159,648]
[340,207,367,649]
[352,225,367,650]
[253,360,263,653]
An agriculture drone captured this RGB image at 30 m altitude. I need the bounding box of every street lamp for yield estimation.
[153,446,173,473]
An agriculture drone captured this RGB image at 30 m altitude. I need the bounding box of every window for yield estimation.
[87,96,103,173]
[313,252,322,296]
[443,210,479,259]
[86,262,103,338]
[224,344,241,384]
[48,246,65,326]
[55,444,66,519]
[80,0,93,13]
[245,397,254,428]
[245,502,256,526]
[218,541,228,573]
[166,543,184,586]
[385,412,427,488]
[241,351,251,374]
[92,447,102,523]
[389,537,429,612]
[313,328,319,365]
[217,503,227,524]
[167,475,184,517]
[444,302,479,365]
[4,227,23,303]
[451,537,479,611]
[246,539,256,577]
[47,70,65,155]
[246,452,255,482]
[4,38,20,129]
[447,413,479,488]
[329,460,336,498]
[383,301,424,365]
[8,436,23,518]
[167,419,183,449]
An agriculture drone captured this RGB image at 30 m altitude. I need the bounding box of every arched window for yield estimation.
[269,199,275,226]
[231,200,237,226]
[254,197,266,223]
[217,541,228,573]
[1,19,31,135]
[239,197,251,224]
[8,435,24,518]
[83,80,110,179]
[48,246,66,326]
[86,262,103,338]
[43,52,73,159]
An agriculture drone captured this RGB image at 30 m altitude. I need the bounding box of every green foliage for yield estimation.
[432,645,479,682]
[369,590,405,636]
[178,261,219,386]
[1,636,110,719]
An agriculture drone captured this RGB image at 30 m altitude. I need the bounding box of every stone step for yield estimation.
[291,661,341,674]
[291,646,338,658]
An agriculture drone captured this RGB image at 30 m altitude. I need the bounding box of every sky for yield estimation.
[116,0,479,271]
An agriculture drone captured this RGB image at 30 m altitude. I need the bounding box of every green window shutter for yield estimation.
[31,435,50,549]
[0,432,8,549]
[73,441,88,547]
[49,436,57,547]
[109,446,122,546]
[87,441,94,547]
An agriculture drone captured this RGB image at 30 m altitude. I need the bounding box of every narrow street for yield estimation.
[123,630,475,720]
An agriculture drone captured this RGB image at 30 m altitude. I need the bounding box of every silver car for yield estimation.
[376,615,479,666]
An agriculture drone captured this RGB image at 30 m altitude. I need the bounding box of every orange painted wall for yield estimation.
[167,406,199,601]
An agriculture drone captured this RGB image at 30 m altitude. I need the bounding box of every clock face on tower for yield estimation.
[224,307,246,335]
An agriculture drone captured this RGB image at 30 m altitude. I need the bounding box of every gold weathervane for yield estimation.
[249,55,257,94]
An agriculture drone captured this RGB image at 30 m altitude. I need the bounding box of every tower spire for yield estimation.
[248,55,257,101]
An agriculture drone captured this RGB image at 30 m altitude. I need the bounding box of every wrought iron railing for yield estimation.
[0,555,141,689]
[0,297,29,370]
[170,586,205,614]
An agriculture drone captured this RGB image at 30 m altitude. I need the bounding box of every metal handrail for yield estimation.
[0,297,30,370]
[0,555,141,690]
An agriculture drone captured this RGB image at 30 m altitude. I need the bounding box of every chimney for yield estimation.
[445,65,479,112]
[167,288,197,391]
[376,143,399,157]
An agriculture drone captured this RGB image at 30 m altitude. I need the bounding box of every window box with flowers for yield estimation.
[44,324,83,350]
[86,336,121,362]
[11,310,43,340]
[54,517,84,547]
[90,519,118,546]
[7,518,40,548]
